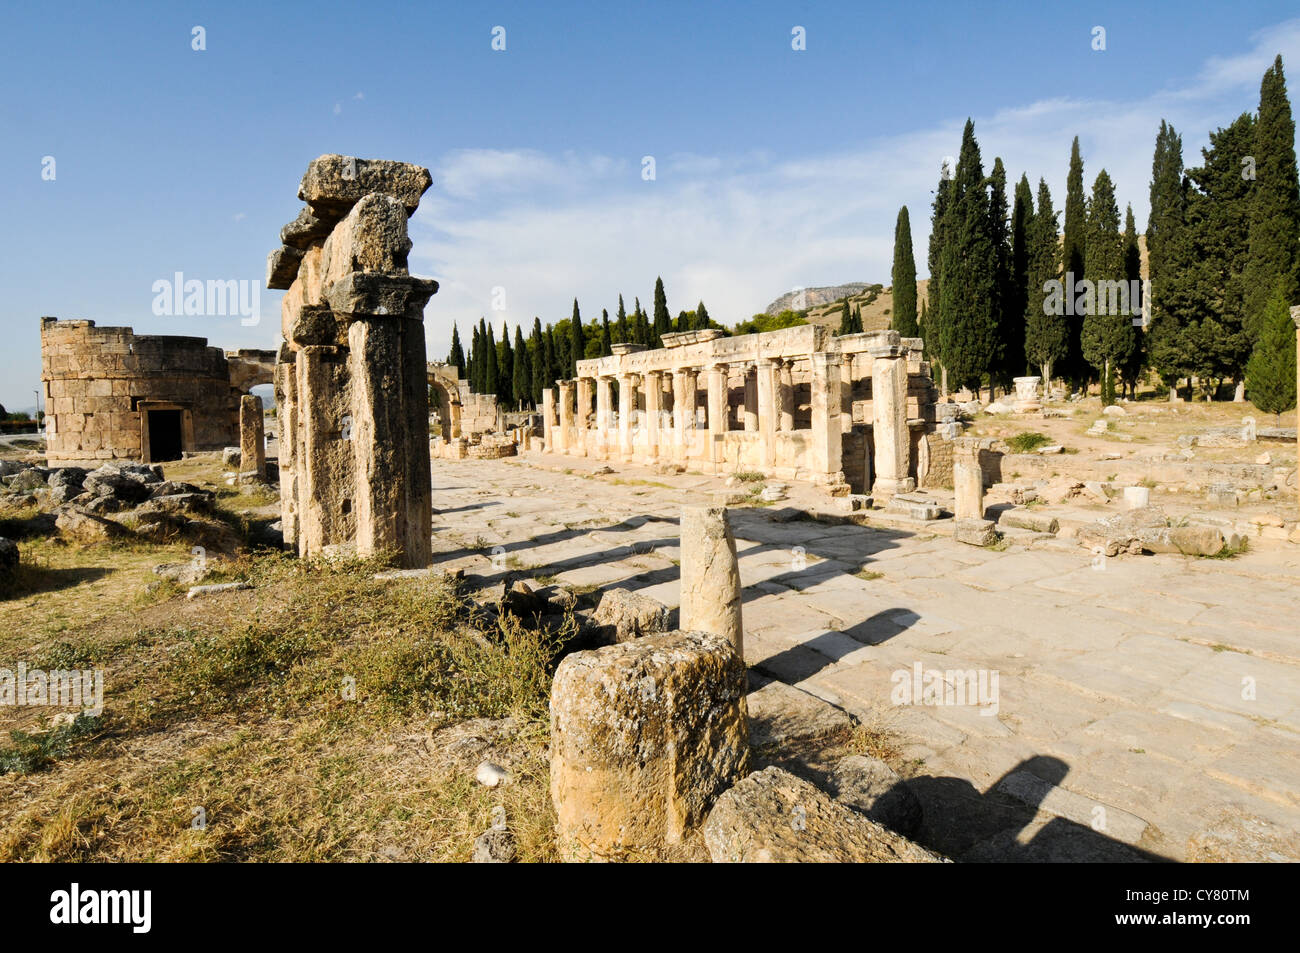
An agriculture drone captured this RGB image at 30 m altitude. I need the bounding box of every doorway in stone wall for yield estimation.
[144,408,183,462]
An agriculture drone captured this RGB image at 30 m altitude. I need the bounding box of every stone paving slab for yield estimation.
[426,454,1300,860]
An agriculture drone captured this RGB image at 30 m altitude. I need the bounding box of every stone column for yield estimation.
[576,377,593,454]
[809,352,845,488]
[1293,306,1300,507]
[596,376,614,460]
[557,381,574,454]
[672,367,690,463]
[273,358,298,549]
[778,360,794,432]
[542,386,556,453]
[756,358,776,469]
[679,505,743,657]
[644,371,662,461]
[742,365,759,432]
[618,372,636,462]
[347,312,433,569]
[707,363,729,472]
[952,437,985,519]
[238,394,267,483]
[869,344,915,501]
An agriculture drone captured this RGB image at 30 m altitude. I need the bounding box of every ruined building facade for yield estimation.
[40,317,274,466]
[270,155,436,568]
[542,325,942,497]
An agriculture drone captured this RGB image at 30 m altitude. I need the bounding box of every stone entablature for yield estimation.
[543,326,937,496]
[40,317,275,466]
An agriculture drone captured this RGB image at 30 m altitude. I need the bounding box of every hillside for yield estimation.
[762,280,930,335]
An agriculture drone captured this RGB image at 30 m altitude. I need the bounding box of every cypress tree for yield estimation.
[1245,283,1298,417]
[1062,136,1088,383]
[615,295,629,343]
[448,322,466,376]
[468,323,480,390]
[569,299,585,377]
[1005,174,1032,381]
[600,309,613,357]
[1244,55,1300,343]
[837,299,854,335]
[927,159,952,367]
[1080,169,1132,404]
[513,325,531,409]
[544,325,558,386]
[1146,121,1188,394]
[500,322,515,406]
[530,318,547,404]
[1119,204,1146,397]
[987,157,1012,392]
[1025,179,1068,385]
[891,205,919,338]
[652,277,671,345]
[696,301,712,330]
[937,119,999,392]
[484,321,498,396]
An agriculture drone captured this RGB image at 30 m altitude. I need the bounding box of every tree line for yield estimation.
[448,276,723,409]
[888,54,1298,413]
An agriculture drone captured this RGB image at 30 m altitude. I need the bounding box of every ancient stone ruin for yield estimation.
[540,325,941,499]
[40,318,274,466]
[269,155,437,568]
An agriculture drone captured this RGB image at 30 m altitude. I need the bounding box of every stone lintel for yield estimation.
[324,273,438,319]
[867,344,908,360]
[298,154,433,223]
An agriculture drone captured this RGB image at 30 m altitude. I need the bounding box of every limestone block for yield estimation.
[279,206,331,249]
[297,154,433,222]
[678,505,743,655]
[828,755,923,838]
[703,766,943,863]
[998,509,1059,535]
[320,193,412,285]
[1136,525,1224,556]
[590,587,671,644]
[954,517,998,546]
[266,245,305,290]
[324,273,438,318]
[550,630,750,860]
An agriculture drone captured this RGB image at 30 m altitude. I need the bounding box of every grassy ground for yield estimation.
[0,460,562,862]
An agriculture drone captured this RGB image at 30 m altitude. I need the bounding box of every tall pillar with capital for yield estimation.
[742,365,759,432]
[576,377,593,454]
[596,376,614,460]
[809,352,845,489]
[672,367,690,464]
[778,360,794,432]
[618,372,637,462]
[644,370,662,462]
[870,343,915,501]
[542,386,556,453]
[707,362,729,473]
[556,380,574,455]
[756,357,777,470]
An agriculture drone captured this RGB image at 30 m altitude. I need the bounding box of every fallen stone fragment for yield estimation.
[746,679,856,749]
[55,507,130,543]
[1135,525,1225,557]
[998,509,1059,535]
[953,517,998,547]
[186,582,252,599]
[590,587,670,644]
[475,761,508,788]
[828,755,923,839]
[472,827,517,863]
[703,766,943,863]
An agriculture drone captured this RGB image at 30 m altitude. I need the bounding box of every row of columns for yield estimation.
[540,347,913,498]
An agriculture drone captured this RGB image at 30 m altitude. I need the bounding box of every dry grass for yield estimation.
[0,477,562,861]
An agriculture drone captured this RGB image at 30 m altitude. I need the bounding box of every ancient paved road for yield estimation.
[428,452,1300,861]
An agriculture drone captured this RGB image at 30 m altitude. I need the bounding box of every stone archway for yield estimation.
[427,363,464,439]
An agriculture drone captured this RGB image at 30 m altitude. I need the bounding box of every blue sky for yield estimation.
[3,0,1299,410]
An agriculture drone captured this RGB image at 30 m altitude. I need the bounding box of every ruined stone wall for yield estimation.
[41,317,241,465]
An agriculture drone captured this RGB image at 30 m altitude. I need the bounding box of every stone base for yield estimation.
[884,492,942,521]
[871,476,916,503]
[954,518,998,546]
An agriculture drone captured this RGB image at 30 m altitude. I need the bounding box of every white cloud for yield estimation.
[410,21,1300,360]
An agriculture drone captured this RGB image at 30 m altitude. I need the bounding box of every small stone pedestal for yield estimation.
[1013,376,1041,414]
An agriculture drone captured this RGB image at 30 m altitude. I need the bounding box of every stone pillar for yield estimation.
[778,360,794,432]
[756,358,777,469]
[239,394,267,483]
[672,368,690,463]
[596,376,614,460]
[809,352,845,489]
[542,386,556,453]
[1013,376,1041,414]
[679,505,743,657]
[869,344,915,501]
[952,437,985,519]
[742,365,759,432]
[576,377,593,453]
[644,371,662,461]
[557,381,574,454]
[707,363,729,472]
[273,358,298,549]
[618,372,636,462]
[347,312,433,568]
[295,345,354,558]
[1293,306,1300,507]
